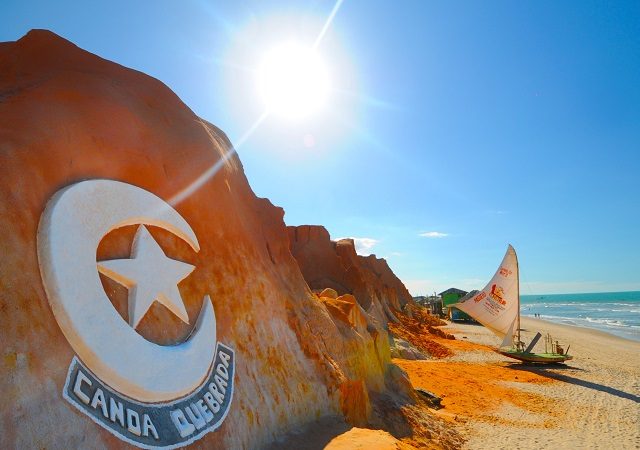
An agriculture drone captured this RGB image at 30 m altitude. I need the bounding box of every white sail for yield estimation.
[453,245,519,344]
[500,319,516,348]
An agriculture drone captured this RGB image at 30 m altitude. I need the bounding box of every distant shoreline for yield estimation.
[519,313,640,342]
[522,316,640,343]
[519,290,640,342]
[521,289,640,297]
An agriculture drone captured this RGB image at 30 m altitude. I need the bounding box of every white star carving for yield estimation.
[97,225,195,329]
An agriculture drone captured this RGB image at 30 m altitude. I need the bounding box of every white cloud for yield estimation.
[419,231,448,238]
[380,251,403,259]
[337,237,379,256]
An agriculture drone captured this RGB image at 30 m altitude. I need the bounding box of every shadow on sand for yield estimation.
[264,416,351,450]
[507,363,640,404]
[449,320,483,326]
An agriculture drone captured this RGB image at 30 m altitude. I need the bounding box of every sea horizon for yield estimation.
[520,290,640,342]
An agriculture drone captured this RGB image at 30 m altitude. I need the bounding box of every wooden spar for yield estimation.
[524,332,543,353]
[514,245,521,348]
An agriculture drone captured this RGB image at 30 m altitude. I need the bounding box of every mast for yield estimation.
[514,245,521,348]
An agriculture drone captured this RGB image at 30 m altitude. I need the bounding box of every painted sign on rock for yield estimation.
[37,179,234,448]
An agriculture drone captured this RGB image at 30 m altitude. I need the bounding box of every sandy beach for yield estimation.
[397,317,640,449]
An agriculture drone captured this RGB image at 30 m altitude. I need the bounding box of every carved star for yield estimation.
[98,225,194,329]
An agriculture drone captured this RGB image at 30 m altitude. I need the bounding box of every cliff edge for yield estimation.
[0,30,459,449]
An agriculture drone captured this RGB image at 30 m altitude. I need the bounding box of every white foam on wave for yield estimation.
[521,294,640,341]
[584,317,630,328]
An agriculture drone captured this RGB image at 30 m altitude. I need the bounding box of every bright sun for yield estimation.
[258,42,330,120]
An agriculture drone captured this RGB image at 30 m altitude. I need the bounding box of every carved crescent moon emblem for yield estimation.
[37,180,216,402]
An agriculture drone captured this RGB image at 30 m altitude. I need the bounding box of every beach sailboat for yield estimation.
[453,245,573,363]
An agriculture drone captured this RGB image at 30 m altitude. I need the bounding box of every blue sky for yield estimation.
[2,1,639,295]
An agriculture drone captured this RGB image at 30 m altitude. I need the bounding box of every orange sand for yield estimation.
[325,428,418,450]
[324,314,640,450]
[395,359,560,427]
[389,311,455,358]
[427,336,495,354]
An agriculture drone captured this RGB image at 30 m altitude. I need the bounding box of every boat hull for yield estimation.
[497,349,573,363]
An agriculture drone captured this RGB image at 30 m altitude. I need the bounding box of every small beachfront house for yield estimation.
[412,295,444,317]
[413,295,427,305]
[439,287,472,321]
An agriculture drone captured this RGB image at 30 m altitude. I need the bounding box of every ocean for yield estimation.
[520,291,640,342]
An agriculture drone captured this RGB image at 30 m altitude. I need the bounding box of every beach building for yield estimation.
[413,295,444,317]
[439,287,472,321]
[413,295,427,306]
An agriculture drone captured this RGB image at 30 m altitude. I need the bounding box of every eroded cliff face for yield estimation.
[0,30,412,449]
[287,225,414,325]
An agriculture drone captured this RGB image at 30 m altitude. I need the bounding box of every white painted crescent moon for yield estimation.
[37,179,216,402]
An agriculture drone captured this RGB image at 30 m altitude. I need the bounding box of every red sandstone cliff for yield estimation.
[0,30,459,449]
[287,225,414,324]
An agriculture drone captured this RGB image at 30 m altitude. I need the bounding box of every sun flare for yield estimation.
[258,42,330,120]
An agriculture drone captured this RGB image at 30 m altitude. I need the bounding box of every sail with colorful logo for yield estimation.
[453,245,573,363]
[454,245,520,348]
